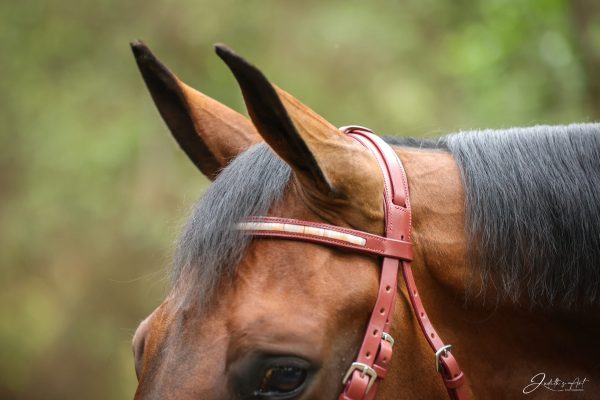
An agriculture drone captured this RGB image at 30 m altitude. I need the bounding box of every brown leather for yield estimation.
[238,126,467,400]
[336,128,408,400]
[241,217,413,261]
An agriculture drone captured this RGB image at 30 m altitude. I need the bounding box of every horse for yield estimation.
[129,41,600,399]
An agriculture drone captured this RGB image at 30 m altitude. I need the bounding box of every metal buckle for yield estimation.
[381,332,395,347]
[435,344,453,373]
[342,362,378,394]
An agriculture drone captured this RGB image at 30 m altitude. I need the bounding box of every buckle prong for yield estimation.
[435,344,453,373]
[342,362,378,393]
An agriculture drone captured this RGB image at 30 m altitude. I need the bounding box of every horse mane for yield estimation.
[172,144,291,309]
[174,123,600,310]
[445,123,600,308]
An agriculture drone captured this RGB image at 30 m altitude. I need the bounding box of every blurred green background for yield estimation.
[1,0,598,398]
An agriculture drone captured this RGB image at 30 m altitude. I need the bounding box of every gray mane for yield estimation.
[445,124,600,308]
[173,144,290,308]
[174,123,600,309]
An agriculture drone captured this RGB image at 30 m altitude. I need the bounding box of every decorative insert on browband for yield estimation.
[236,220,367,246]
[236,217,413,261]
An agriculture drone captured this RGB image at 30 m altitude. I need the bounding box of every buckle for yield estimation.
[342,362,378,394]
[435,344,453,373]
[381,332,395,347]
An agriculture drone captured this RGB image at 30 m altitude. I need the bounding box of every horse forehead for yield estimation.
[227,270,330,343]
[237,240,329,287]
[230,239,380,321]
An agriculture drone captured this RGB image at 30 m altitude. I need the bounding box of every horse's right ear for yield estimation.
[130,41,261,180]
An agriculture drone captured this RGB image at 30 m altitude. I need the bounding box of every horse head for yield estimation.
[130,40,600,399]
[129,42,477,400]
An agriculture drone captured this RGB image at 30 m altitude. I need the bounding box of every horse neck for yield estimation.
[397,147,468,294]
[390,146,599,398]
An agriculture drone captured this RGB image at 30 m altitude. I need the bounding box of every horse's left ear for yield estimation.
[131,41,261,180]
[215,45,383,230]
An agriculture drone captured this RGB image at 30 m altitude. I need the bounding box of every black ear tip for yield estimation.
[214,43,238,62]
[214,43,233,57]
[130,41,177,88]
[214,44,252,70]
[214,43,260,81]
[130,40,154,61]
[130,39,145,48]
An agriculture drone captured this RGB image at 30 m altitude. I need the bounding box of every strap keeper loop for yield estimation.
[443,372,465,389]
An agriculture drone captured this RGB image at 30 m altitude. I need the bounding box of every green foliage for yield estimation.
[0,0,597,398]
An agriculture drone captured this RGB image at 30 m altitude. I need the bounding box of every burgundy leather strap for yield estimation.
[342,127,467,400]
[238,217,413,261]
[337,127,409,400]
[237,126,467,399]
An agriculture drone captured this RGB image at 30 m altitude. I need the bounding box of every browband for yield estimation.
[236,126,467,400]
[236,217,413,261]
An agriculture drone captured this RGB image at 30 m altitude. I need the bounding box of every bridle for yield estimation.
[237,126,467,399]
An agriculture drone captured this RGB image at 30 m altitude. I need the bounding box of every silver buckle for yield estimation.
[435,344,453,373]
[381,332,395,347]
[342,362,378,393]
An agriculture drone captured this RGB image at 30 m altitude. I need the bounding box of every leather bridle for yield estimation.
[237,126,467,399]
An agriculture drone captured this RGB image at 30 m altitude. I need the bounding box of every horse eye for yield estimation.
[256,366,307,395]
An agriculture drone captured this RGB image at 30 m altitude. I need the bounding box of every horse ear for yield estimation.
[215,45,380,200]
[131,41,261,180]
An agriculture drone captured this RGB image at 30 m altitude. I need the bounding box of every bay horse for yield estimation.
[129,41,600,399]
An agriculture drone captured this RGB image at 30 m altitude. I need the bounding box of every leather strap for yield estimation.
[337,127,409,400]
[236,126,467,399]
[238,217,413,261]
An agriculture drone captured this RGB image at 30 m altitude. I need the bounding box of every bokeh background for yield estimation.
[1,0,598,398]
